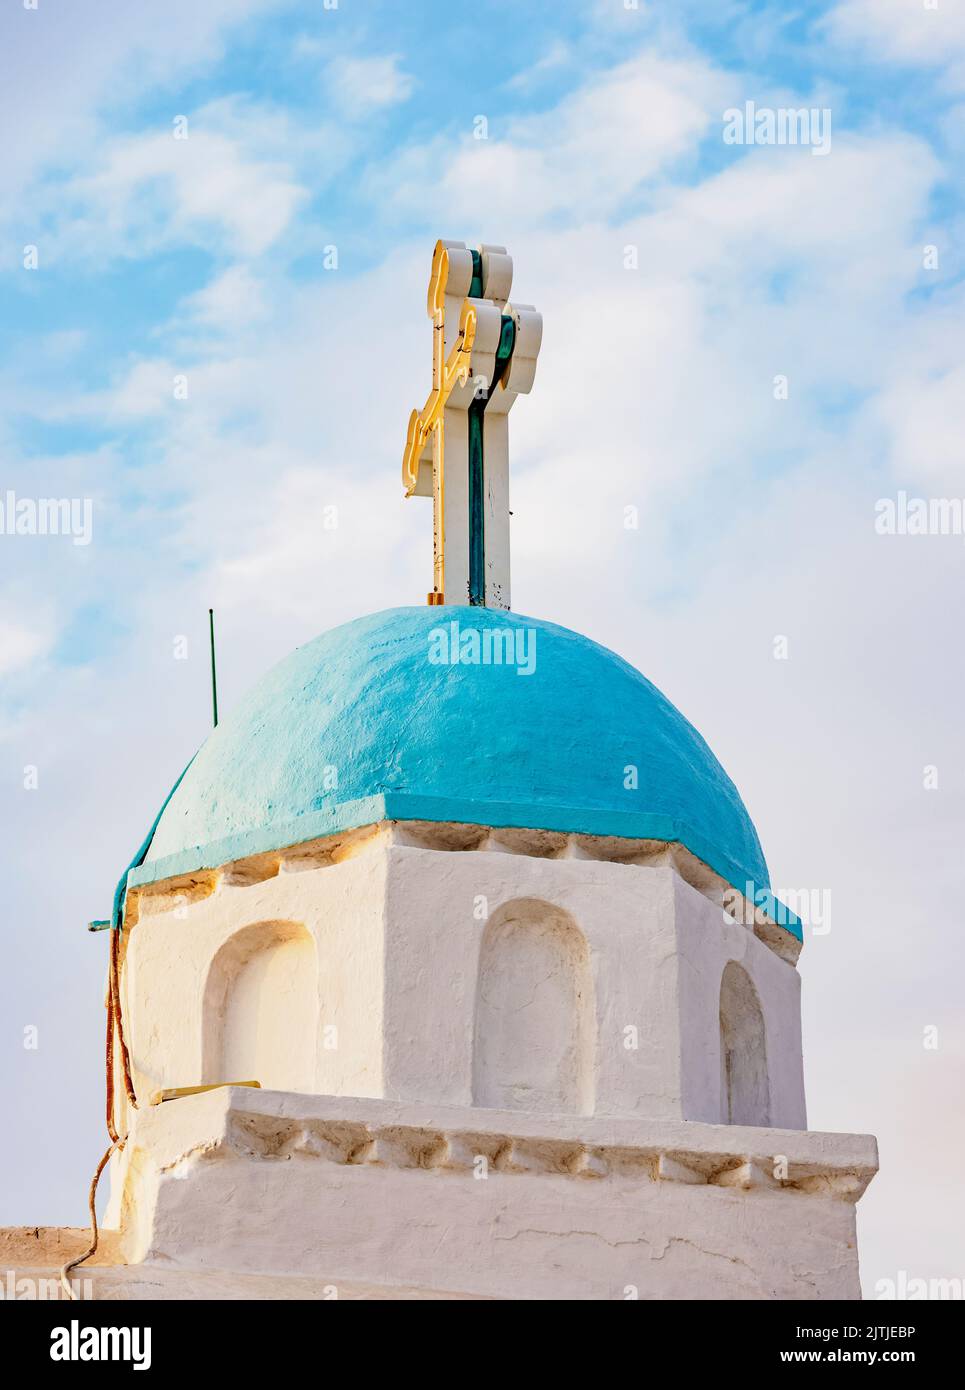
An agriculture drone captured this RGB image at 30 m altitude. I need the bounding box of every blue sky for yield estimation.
[2,0,964,1294]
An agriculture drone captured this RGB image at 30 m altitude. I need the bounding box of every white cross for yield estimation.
[402,240,542,609]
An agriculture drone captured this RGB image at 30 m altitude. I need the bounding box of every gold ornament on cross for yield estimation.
[400,240,543,610]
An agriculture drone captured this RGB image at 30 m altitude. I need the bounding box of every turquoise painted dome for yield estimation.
[131,607,780,923]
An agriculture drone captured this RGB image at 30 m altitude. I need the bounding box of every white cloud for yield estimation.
[505,39,574,91]
[60,127,305,260]
[368,50,735,224]
[327,54,414,118]
[0,0,285,226]
[0,605,53,678]
[40,330,89,361]
[182,265,269,330]
[823,0,965,84]
[873,359,965,492]
[108,359,182,420]
[11,91,352,270]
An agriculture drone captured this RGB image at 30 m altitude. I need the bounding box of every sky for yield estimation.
[1,0,963,1299]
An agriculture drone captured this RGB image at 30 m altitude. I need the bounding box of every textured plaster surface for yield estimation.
[109,1088,876,1301]
[88,832,869,1301]
[116,848,805,1132]
[0,1218,479,1302]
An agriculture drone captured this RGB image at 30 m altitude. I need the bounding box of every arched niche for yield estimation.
[202,919,317,1093]
[473,898,595,1115]
[719,960,770,1126]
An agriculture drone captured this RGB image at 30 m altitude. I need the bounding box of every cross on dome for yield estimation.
[401,240,542,609]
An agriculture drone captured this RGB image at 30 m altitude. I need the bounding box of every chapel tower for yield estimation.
[51,243,878,1299]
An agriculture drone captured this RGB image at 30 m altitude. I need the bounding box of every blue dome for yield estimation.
[132,606,788,930]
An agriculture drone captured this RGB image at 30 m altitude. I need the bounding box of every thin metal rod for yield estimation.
[431,301,445,603]
[208,608,219,728]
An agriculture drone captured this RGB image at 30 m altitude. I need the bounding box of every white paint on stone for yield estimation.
[116,833,804,1129]
[107,1086,877,1301]
[473,898,595,1115]
[92,822,871,1297]
[720,960,770,1126]
[202,919,317,1092]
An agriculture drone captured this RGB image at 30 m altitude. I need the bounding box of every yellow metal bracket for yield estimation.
[402,241,478,605]
[150,1080,261,1105]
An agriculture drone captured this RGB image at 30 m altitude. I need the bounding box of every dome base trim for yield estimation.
[127,790,802,942]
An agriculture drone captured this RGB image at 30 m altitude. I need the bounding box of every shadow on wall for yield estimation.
[719,960,770,1126]
[202,919,317,1092]
[473,897,596,1115]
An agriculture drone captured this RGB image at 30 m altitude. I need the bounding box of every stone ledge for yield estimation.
[0,1262,486,1300]
[128,1086,877,1201]
[0,1226,122,1269]
[128,823,801,962]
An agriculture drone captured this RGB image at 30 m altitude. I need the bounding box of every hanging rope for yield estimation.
[59,1137,123,1299]
[61,756,197,1299]
[60,925,140,1299]
[110,925,138,1111]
